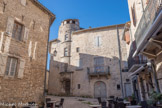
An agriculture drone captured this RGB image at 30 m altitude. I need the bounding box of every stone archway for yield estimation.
[94,81,107,98]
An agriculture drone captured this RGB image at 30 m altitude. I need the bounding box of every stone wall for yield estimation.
[155,54,162,92]
[48,23,131,98]
[0,0,53,107]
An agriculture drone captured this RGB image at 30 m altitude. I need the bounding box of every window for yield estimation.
[87,67,90,73]
[95,36,102,47]
[76,47,80,52]
[65,34,68,41]
[12,22,23,41]
[117,84,120,90]
[131,4,137,26]
[72,21,75,24]
[78,84,81,89]
[64,48,68,56]
[2,2,7,12]
[94,57,104,72]
[5,57,18,76]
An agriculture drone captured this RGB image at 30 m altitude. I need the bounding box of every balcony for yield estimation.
[135,0,162,54]
[87,66,110,79]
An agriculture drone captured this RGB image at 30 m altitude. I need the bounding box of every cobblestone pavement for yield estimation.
[46,95,100,108]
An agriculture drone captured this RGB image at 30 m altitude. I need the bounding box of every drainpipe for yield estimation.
[116,26,124,98]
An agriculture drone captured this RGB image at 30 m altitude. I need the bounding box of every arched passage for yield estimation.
[94,81,107,98]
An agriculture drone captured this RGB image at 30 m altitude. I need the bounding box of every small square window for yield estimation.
[78,84,81,89]
[117,84,120,90]
[12,22,23,41]
[126,79,130,82]
[5,57,18,77]
[76,47,80,52]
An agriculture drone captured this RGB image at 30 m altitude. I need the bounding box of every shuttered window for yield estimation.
[12,22,23,41]
[5,57,18,77]
[95,36,102,47]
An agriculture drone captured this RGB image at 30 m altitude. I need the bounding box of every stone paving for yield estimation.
[46,95,100,108]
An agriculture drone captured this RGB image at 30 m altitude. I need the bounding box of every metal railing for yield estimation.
[135,0,162,49]
[87,66,110,75]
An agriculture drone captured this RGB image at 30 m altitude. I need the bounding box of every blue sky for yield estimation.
[38,0,130,70]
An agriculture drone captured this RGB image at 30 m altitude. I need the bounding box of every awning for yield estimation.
[128,64,147,77]
[133,10,162,57]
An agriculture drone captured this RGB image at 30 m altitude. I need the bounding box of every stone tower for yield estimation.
[58,19,80,64]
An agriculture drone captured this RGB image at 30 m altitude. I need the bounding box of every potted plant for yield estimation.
[150,91,162,106]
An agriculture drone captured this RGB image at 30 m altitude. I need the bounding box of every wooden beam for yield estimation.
[142,51,156,58]
[150,38,162,44]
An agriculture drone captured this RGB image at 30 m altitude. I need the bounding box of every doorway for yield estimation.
[94,81,107,98]
[64,79,70,95]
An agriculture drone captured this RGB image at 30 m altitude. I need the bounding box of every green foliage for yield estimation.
[150,91,162,101]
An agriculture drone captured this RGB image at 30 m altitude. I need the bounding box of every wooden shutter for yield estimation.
[28,41,32,57]
[23,27,29,42]
[6,17,14,36]
[0,53,7,76]
[0,32,4,52]
[18,59,25,78]
[99,37,102,46]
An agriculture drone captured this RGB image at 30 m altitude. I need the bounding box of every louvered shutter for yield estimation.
[6,17,14,36]
[18,59,25,78]
[0,53,7,76]
[23,27,29,42]
[99,37,102,46]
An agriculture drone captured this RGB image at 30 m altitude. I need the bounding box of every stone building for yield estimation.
[122,0,162,102]
[48,19,132,98]
[0,0,55,107]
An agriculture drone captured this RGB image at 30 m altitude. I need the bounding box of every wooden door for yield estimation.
[94,81,107,98]
[65,80,70,95]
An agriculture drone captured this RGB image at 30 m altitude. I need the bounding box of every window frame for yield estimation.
[5,57,18,77]
[76,47,80,53]
[12,21,24,41]
[64,48,68,57]
[65,34,68,41]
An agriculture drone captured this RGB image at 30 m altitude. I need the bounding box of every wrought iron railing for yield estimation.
[135,0,162,49]
[87,66,110,75]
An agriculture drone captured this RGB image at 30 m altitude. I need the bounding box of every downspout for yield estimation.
[116,26,124,98]
[44,16,55,98]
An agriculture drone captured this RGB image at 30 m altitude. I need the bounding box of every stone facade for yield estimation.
[0,0,55,107]
[49,19,131,98]
[123,0,162,102]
